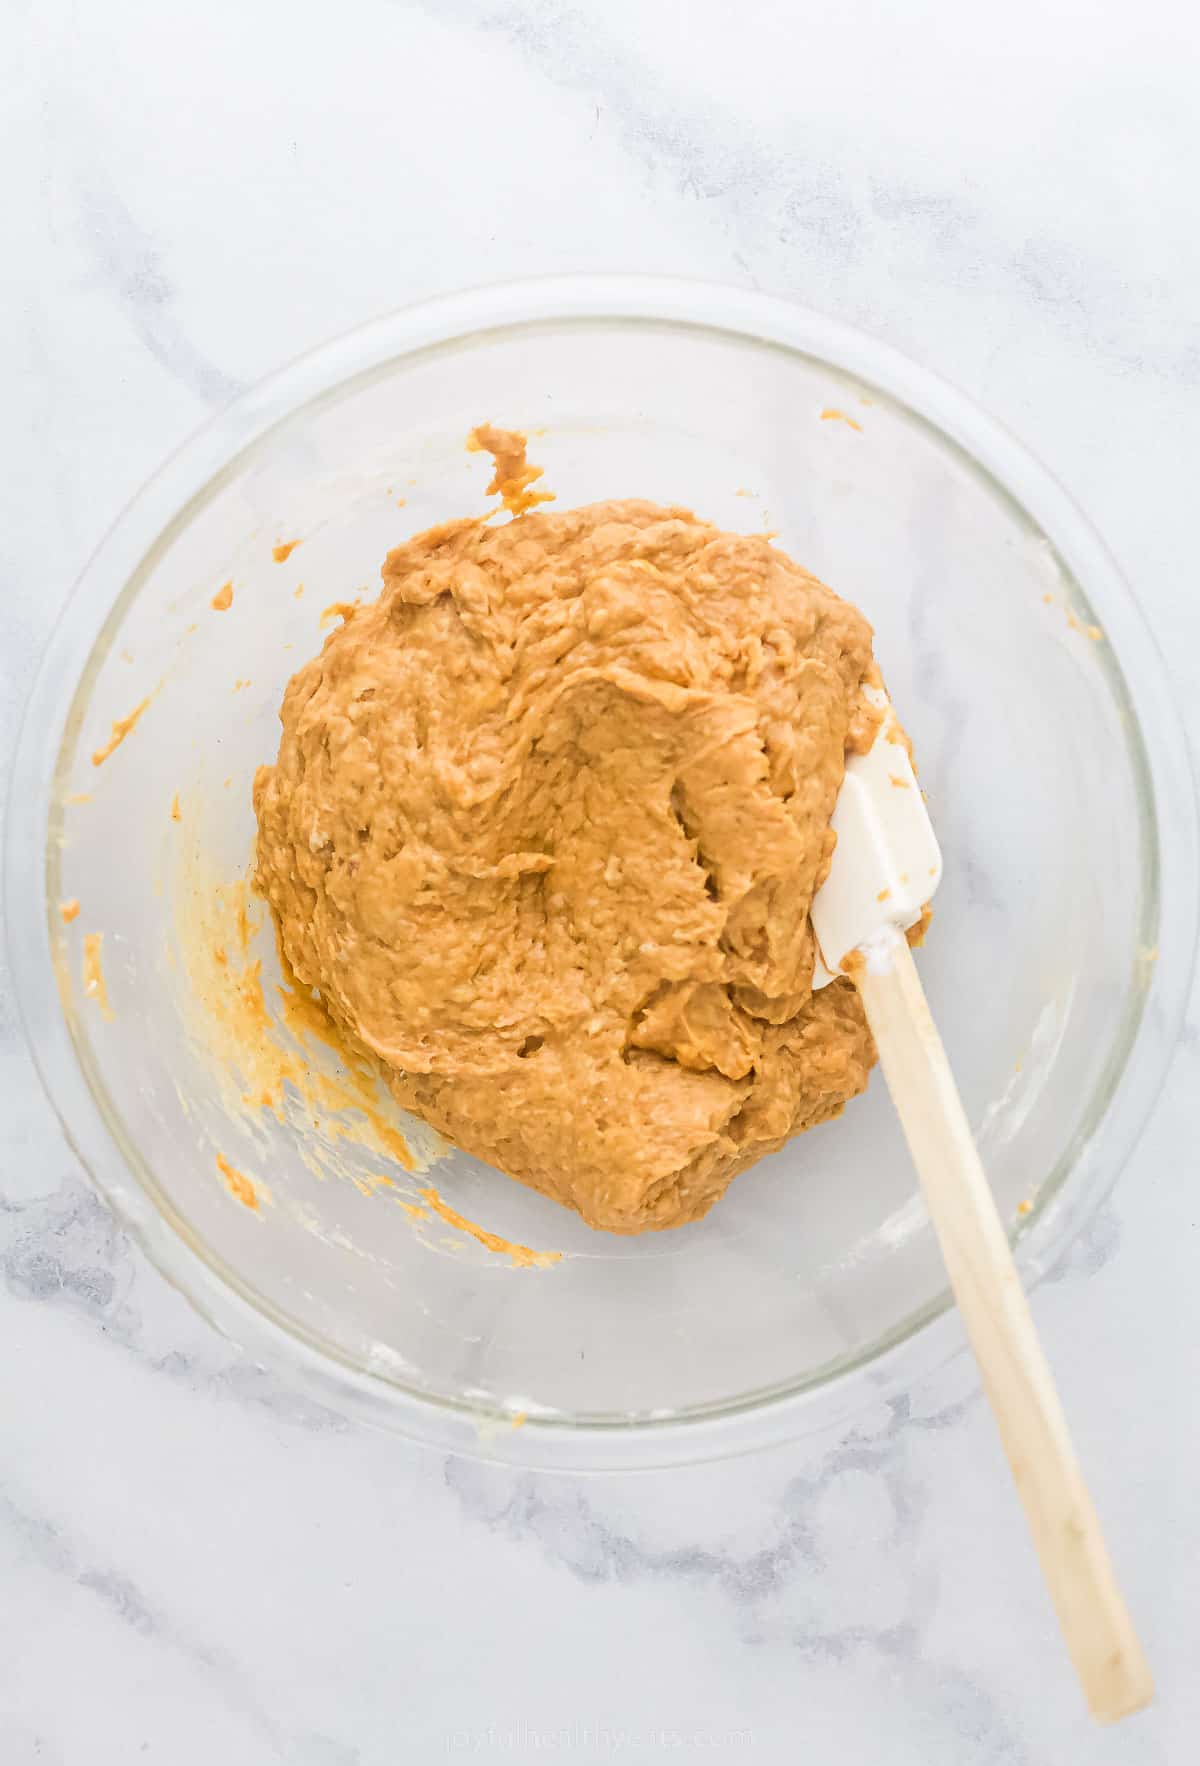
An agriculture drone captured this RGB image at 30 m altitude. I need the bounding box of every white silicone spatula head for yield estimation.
[811,685,942,985]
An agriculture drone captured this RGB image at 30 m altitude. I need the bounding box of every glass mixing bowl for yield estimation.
[7,278,1196,1468]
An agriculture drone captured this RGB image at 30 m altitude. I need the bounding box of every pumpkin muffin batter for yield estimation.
[254,455,881,1233]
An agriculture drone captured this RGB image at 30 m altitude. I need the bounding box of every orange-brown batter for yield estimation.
[254,444,880,1233]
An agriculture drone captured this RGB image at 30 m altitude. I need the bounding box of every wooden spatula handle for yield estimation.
[855,935,1153,1724]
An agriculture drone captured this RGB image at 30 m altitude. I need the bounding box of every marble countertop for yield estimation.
[4,3,1198,1760]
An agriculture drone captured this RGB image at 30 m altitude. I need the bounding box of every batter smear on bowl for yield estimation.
[254,429,887,1233]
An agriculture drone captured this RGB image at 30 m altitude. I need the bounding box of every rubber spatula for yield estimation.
[810,685,1153,1725]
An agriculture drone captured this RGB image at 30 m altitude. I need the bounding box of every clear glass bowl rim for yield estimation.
[6,274,1197,1470]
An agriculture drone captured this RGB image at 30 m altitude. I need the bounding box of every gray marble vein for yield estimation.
[72,167,246,410]
[0,1485,357,1765]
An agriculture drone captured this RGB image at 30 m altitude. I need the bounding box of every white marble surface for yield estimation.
[3,2,1199,1759]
